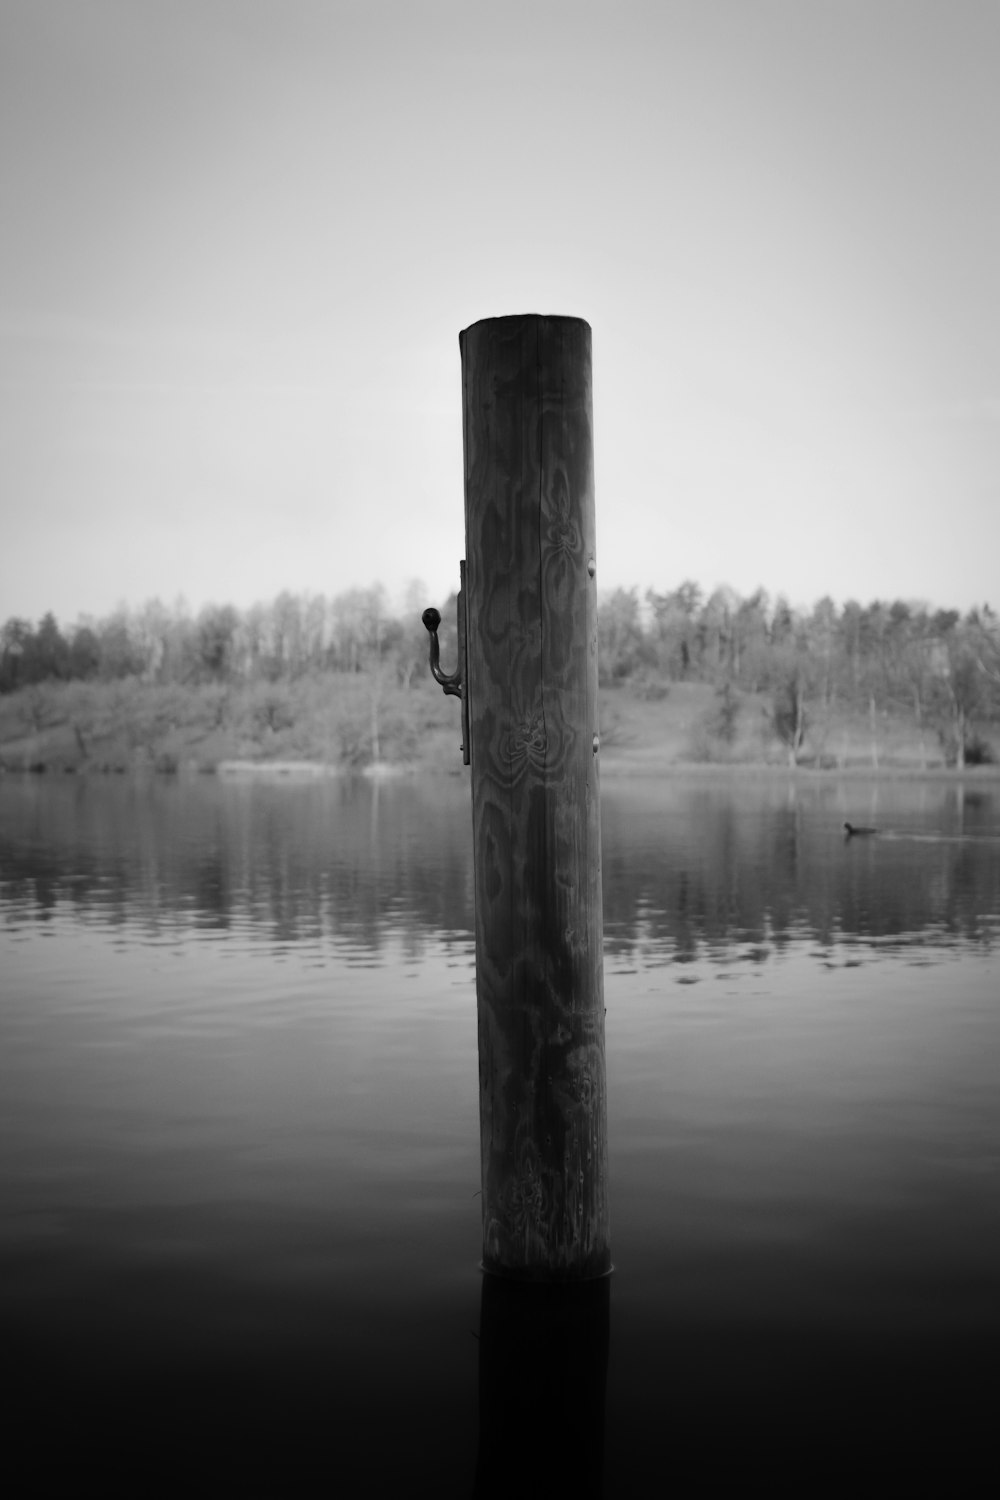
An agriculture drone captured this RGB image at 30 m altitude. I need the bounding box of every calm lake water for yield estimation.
[2,772,998,1493]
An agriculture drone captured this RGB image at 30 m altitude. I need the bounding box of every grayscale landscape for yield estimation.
[2,3,999,1493]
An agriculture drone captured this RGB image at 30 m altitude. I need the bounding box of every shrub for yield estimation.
[710,682,740,744]
[964,733,995,766]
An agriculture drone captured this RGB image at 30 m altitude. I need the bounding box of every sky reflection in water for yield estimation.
[1,773,998,1491]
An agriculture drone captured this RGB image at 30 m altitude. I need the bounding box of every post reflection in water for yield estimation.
[474,1275,610,1500]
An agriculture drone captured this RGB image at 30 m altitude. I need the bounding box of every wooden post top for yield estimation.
[460,312,592,338]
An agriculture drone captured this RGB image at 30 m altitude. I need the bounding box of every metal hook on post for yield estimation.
[421,608,461,695]
[422,561,470,765]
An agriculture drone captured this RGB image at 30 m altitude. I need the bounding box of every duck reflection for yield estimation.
[474,1273,610,1498]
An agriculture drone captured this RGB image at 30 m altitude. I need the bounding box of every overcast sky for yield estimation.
[2,0,998,628]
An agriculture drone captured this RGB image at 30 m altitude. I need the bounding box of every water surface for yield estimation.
[2,773,998,1491]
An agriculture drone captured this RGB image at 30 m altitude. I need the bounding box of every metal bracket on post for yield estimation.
[422,560,470,765]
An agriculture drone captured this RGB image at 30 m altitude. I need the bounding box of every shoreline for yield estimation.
[2,675,995,781]
[2,675,997,782]
[4,754,999,782]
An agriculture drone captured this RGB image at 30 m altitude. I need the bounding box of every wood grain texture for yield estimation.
[460,313,610,1279]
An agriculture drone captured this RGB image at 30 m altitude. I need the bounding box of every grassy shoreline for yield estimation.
[1,674,995,779]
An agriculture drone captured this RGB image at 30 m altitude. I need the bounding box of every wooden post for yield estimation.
[460,313,610,1280]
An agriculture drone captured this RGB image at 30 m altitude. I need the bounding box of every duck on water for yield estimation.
[844,822,878,837]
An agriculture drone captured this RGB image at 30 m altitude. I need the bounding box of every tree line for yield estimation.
[599,583,1000,766]
[0,585,430,694]
[2,580,999,767]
